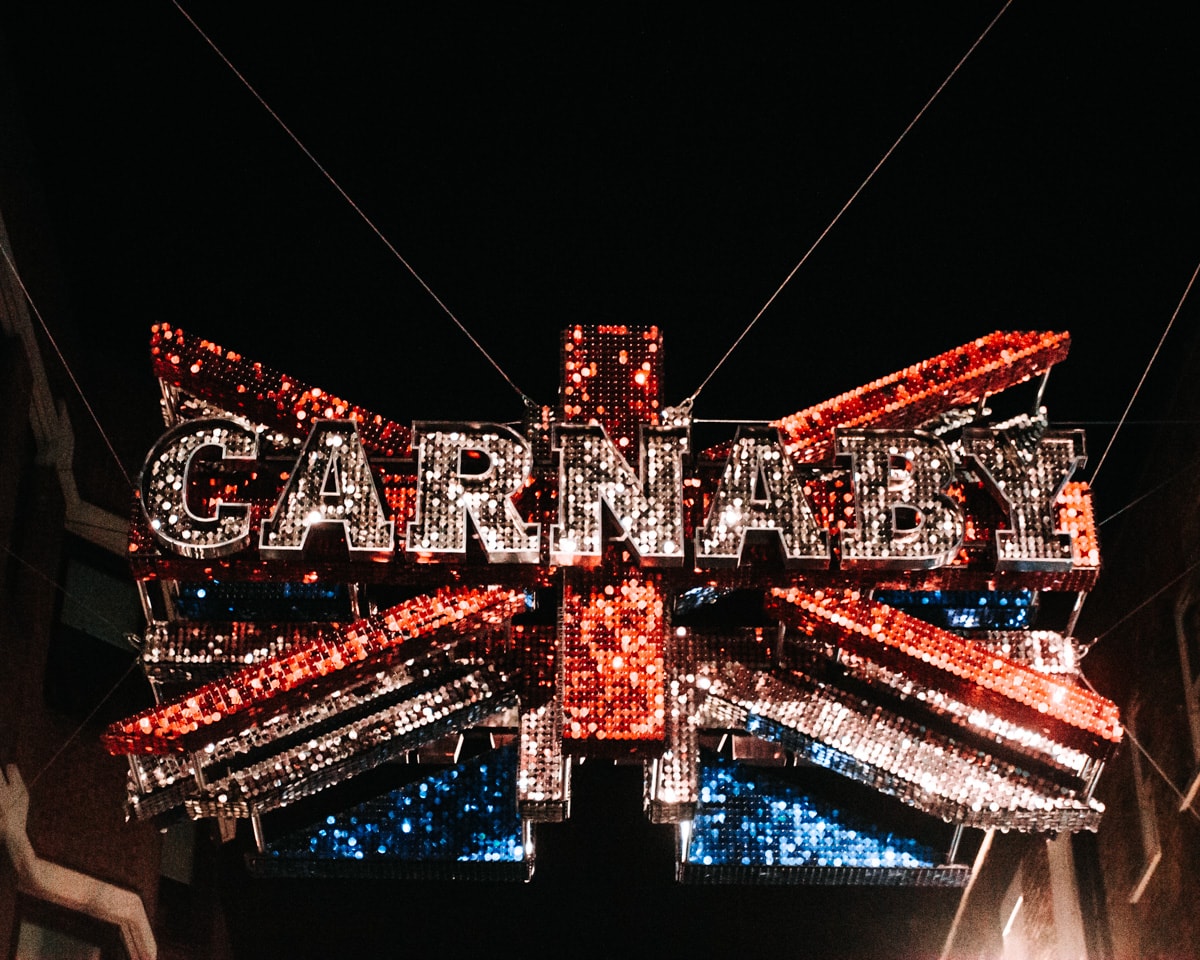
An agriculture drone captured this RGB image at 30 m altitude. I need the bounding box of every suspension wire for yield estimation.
[1062,267,1200,835]
[946,551,1200,955]
[170,1,535,406]
[1077,670,1200,823]
[1056,420,1200,427]
[0,542,143,788]
[30,0,1194,871]
[0,543,135,643]
[0,244,135,492]
[29,660,141,789]
[1090,257,1200,486]
[1064,256,1200,640]
[2,227,146,790]
[685,0,1014,406]
[1099,454,1200,527]
[1086,554,1200,651]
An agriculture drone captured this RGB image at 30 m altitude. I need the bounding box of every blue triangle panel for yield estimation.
[252,745,527,879]
[681,759,968,887]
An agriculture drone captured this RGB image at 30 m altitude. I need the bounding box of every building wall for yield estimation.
[0,155,165,953]
[1085,324,1200,960]
[0,323,163,959]
[951,325,1200,959]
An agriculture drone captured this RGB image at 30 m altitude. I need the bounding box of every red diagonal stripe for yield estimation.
[701,330,1070,463]
[104,585,526,755]
[150,323,413,457]
[767,587,1121,746]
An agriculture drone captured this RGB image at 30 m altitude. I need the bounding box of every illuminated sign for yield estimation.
[108,324,1118,875]
[139,412,1087,574]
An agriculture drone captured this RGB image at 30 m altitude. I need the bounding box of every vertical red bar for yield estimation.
[555,327,669,754]
[559,324,663,450]
[560,575,666,751]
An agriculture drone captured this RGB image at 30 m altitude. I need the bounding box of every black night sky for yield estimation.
[1,3,1197,957]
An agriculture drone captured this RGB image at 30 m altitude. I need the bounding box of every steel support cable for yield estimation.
[1090,257,1200,487]
[1086,554,1200,652]
[0,245,135,492]
[685,0,1014,407]
[1,243,146,787]
[0,544,135,643]
[940,220,1195,960]
[1078,669,1200,823]
[0,543,143,787]
[1098,454,1200,527]
[28,661,141,789]
[1074,554,1200,817]
[1070,257,1200,651]
[943,553,1200,957]
[171,1,535,406]
[1059,265,1200,893]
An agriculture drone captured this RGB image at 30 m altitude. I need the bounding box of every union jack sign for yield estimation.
[105,325,1117,882]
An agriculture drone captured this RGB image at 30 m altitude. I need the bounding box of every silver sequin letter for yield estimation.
[140,417,258,559]
[407,423,539,563]
[259,420,394,559]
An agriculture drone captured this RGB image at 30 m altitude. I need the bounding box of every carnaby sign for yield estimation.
[137,326,1090,576]
[106,324,1117,846]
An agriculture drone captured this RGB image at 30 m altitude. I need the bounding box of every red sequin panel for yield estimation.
[559,325,663,450]
[701,331,1070,464]
[150,323,412,456]
[104,586,526,755]
[768,588,1121,750]
[775,330,1070,462]
[1059,481,1100,570]
[560,576,666,748]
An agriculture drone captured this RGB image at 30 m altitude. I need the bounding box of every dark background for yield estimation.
[1,3,1196,956]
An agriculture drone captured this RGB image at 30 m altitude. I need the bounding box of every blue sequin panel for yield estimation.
[176,580,349,621]
[872,589,1034,630]
[268,746,524,863]
[687,759,938,869]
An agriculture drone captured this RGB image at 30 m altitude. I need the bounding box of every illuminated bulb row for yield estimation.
[978,631,1078,676]
[181,670,515,819]
[699,662,1102,832]
[837,651,1092,777]
[770,588,1120,743]
[127,646,503,820]
[869,589,1035,631]
[150,323,411,456]
[142,622,334,671]
[506,624,569,816]
[161,387,245,427]
[126,755,193,820]
[1059,482,1100,568]
[687,760,937,870]
[190,643,462,769]
[647,633,701,820]
[517,701,568,814]
[560,325,662,448]
[105,586,525,754]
